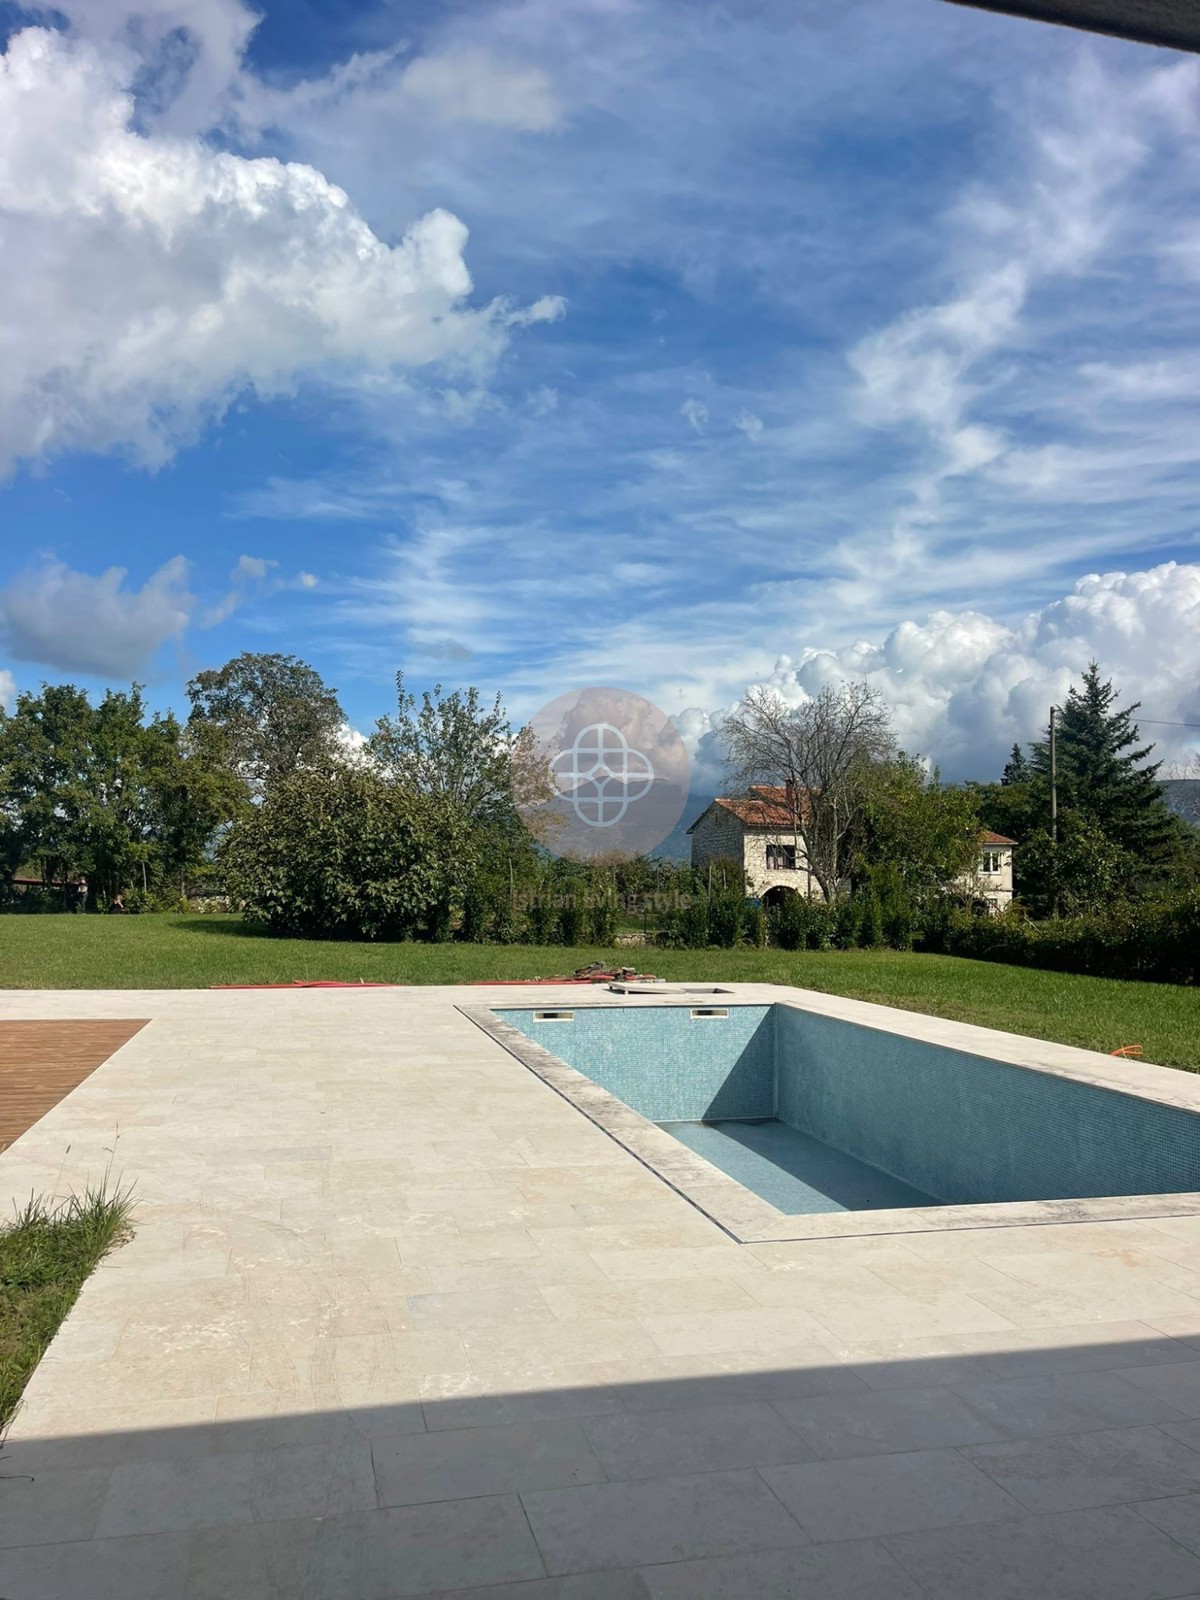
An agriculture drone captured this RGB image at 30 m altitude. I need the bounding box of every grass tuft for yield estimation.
[0,1179,134,1431]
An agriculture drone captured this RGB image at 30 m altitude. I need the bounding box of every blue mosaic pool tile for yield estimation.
[774,1006,1200,1205]
[493,1004,774,1123]
[496,1002,1200,1212]
[661,1120,937,1214]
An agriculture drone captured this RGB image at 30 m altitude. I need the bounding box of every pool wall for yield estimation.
[494,1002,1200,1207]
[492,1005,775,1123]
[774,1006,1200,1205]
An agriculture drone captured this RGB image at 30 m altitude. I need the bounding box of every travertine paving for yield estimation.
[4,984,1200,1598]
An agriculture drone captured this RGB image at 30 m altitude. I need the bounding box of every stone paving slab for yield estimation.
[4,985,1200,1595]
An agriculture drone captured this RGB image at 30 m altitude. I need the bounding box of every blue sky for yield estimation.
[1,0,1199,787]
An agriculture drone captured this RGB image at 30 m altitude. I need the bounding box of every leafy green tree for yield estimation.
[856,755,982,901]
[1015,817,1128,919]
[185,653,345,798]
[370,675,545,835]
[371,676,552,916]
[0,683,238,903]
[220,764,476,940]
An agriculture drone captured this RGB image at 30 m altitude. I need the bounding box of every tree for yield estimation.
[857,755,982,902]
[720,681,893,899]
[220,763,476,940]
[185,653,345,798]
[976,664,1195,910]
[369,674,555,873]
[1029,664,1178,869]
[1002,743,1032,785]
[1015,817,1128,919]
[0,683,239,903]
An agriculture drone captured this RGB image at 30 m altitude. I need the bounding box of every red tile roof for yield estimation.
[697,790,1017,845]
[710,785,808,828]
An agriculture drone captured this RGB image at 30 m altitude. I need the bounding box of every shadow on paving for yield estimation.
[6,1331,1200,1597]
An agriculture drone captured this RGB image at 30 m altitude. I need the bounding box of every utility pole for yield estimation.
[1049,703,1060,920]
[1049,705,1058,845]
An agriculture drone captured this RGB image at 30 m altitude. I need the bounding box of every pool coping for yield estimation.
[459,991,1200,1243]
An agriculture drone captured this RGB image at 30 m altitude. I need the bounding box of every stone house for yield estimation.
[688,785,1017,910]
[687,785,818,907]
[962,831,1017,913]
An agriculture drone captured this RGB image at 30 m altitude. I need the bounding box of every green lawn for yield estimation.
[2,913,1198,1069]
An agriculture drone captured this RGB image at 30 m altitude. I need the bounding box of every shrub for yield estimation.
[928,894,1200,986]
[706,892,744,949]
[742,901,768,948]
[859,891,884,949]
[659,896,710,949]
[220,765,475,940]
[588,895,617,945]
[771,891,808,951]
[831,896,860,950]
[556,897,586,946]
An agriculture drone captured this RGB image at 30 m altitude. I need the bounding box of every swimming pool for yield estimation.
[481,998,1200,1239]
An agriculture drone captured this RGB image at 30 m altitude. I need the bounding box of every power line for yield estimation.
[1135,719,1200,731]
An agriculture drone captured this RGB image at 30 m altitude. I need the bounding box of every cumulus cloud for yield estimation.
[0,669,14,709]
[681,398,708,432]
[0,26,557,474]
[0,556,194,676]
[733,409,763,441]
[50,0,258,133]
[724,562,1200,781]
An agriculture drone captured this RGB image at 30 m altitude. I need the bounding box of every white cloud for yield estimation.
[202,553,319,624]
[201,554,276,625]
[0,26,557,474]
[731,562,1200,780]
[837,52,1200,607]
[0,669,14,710]
[681,398,708,432]
[503,295,567,329]
[53,0,258,133]
[0,556,194,676]
[232,555,274,582]
[397,48,562,131]
[733,409,763,440]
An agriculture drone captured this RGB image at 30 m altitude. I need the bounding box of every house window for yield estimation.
[981,850,1003,875]
[766,843,798,870]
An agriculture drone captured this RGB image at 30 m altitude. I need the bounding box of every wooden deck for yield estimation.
[0,1021,147,1151]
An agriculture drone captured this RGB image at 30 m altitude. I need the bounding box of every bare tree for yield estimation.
[721,681,893,900]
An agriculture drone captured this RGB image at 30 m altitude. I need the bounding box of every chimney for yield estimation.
[785,778,797,813]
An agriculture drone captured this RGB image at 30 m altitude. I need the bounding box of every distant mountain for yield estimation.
[1161,778,1200,827]
[651,791,718,862]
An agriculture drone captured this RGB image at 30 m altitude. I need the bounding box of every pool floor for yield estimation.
[659,1118,939,1215]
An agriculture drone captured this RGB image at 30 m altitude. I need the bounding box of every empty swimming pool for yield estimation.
[491,1001,1200,1221]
